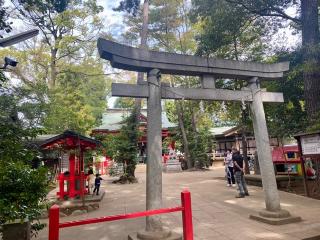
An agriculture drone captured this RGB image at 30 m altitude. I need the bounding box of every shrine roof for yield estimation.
[210,126,238,137]
[40,130,101,150]
[294,131,320,138]
[93,108,176,132]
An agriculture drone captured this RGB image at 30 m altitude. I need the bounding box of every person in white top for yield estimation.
[224,149,235,187]
[86,169,95,194]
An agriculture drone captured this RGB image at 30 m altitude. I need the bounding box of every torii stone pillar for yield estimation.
[248,77,301,224]
[132,69,181,240]
[145,69,163,231]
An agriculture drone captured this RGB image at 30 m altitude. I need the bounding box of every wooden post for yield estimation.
[69,154,76,198]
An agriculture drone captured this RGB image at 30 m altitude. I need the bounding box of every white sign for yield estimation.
[301,134,320,155]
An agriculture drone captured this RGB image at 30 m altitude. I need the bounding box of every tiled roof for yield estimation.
[209,126,237,136]
[94,108,177,131]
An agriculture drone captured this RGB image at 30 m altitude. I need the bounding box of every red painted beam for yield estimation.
[59,207,184,228]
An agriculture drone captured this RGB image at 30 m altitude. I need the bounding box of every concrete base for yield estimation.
[250,209,302,225]
[71,191,105,203]
[2,221,31,240]
[163,161,182,173]
[128,231,182,240]
[55,191,105,207]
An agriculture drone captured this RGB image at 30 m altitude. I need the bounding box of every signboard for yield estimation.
[301,134,320,155]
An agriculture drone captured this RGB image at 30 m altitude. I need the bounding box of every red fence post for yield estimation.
[49,204,60,240]
[181,190,193,240]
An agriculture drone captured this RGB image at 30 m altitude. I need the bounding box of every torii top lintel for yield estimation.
[98,38,289,79]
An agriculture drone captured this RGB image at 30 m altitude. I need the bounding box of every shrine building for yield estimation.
[91,108,177,163]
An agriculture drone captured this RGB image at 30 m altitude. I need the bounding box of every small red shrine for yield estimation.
[41,130,101,200]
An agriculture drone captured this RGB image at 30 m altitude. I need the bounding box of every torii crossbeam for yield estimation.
[98,38,288,79]
[98,39,300,239]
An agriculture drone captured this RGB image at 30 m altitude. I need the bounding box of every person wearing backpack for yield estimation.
[232,148,249,198]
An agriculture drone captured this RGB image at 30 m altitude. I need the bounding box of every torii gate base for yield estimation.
[129,231,182,240]
[249,209,302,225]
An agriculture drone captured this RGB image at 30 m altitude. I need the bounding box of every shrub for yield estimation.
[0,161,48,225]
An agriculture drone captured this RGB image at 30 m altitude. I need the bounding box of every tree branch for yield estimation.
[226,0,301,24]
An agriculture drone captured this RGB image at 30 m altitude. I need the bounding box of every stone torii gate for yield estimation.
[97,39,301,239]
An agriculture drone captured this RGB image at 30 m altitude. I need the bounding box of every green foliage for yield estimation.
[264,50,308,138]
[0,0,11,37]
[123,0,214,169]
[0,72,48,227]
[166,99,213,168]
[113,110,140,179]
[43,63,107,134]
[6,0,109,135]
[95,133,119,160]
[10,0,104,88]
[121,0,197,53]
[201,0,320,122]
[222,0,300,24]
[307,112,320,132]
[114,97,135,109]
[113,0,141,16]
[191,0,266,60]
[0,79,43,164]
[0,162,48,225]
[98,110,140,181]
[148,0,194,52]
[14,0,70,13]
[189,127,213,168]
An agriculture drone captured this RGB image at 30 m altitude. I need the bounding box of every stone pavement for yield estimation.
[37,165,320,240]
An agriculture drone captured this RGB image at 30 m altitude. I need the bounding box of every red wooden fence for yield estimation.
[49,190,193,240]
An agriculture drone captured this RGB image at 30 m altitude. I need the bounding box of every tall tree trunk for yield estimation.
[176,101,192,169]
[241,109,250,174]
[241,128,250,174]
[49,48,57,89]
[190,102,197,133]
[190,103,199,168]
[135,0,149,119]
[301,0,320,122]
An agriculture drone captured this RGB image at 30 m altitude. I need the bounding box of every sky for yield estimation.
[4,0,124,35]
[97,0,125,39]
[97,1,124,107]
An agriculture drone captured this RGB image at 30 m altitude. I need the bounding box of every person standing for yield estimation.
[86,169,95,194]
[93,173,103,196]
[225,149,235,187]
[232,148,249,198]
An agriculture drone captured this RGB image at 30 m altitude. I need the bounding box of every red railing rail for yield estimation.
[49,190,193,240]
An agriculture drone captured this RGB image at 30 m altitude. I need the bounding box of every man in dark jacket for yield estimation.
[232,148,249,198]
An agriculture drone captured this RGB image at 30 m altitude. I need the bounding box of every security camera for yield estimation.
[4,57,18,68]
